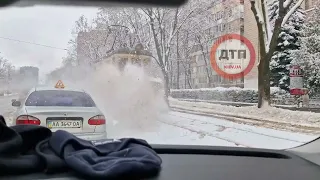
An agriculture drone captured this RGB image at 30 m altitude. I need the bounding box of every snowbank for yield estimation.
[169,97,320,130]
[170,87,294,104]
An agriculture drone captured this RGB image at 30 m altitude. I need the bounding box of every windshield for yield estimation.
[25,90,96,107]
[0,0,319,150]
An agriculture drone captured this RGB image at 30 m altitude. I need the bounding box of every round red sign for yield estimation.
[210,34,256,79]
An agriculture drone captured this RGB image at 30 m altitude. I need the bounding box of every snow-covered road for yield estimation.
[1,96,318,150]
[106,111,318,150]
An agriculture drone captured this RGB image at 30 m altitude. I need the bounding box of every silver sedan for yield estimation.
[11,86,107,140]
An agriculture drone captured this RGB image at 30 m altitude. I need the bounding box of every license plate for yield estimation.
[47,120,82,129]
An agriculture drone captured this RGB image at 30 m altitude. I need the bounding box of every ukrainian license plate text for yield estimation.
[47,120,81,128]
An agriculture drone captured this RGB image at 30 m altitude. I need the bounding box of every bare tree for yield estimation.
[61,0,213,97]
[250,0,305,108]
[0,56,12,80]
[73,15,125,65]
[94,8,137,48]
[0,56,8,79]
[140,0,209,102]
[174,29,195,89]
[0,56,14,92]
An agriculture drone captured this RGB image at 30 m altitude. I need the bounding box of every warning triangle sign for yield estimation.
[55,80,65,89]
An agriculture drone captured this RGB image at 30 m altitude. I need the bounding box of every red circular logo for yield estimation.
[210,34,256,79]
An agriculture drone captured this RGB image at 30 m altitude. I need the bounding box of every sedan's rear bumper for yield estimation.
[73,132,107,141]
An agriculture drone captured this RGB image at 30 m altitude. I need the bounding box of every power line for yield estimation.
[0,36,68,51]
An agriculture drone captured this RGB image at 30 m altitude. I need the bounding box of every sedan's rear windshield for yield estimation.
[25,90,96,107]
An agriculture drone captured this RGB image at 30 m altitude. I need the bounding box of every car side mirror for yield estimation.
[12,100,21,107]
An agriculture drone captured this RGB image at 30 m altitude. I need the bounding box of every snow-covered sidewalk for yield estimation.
[169,97,320,135]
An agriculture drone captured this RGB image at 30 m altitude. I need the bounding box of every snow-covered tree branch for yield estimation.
[281,0,305,26]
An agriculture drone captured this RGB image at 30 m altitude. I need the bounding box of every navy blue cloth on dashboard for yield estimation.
[48,130,162,179]
[0,116,162,179]
[0,119,51,175]
[0,115,6,125]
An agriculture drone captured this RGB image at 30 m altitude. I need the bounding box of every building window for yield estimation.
[227,8,232,17]
[240,17,244,25]
[197,66,202,73]
[240,25,244,35]
[192,56,197,63]
[198,76,208,84]
[193,67,197,73]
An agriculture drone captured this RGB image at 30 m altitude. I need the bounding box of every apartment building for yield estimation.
[242,0,260,89]
[174,0,249,89]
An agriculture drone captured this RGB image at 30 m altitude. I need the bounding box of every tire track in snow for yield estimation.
[168,112,306,144]
[156,118,251,148]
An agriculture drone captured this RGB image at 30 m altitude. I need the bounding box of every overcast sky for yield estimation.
[0,5,98,78]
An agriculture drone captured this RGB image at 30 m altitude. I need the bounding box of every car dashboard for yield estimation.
[3,143,320,180]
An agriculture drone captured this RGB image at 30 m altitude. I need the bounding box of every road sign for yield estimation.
[55,80,65,89]
[210,34,256,79]
[289,65,305,95]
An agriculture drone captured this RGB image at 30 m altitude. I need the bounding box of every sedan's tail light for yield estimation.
[88,115,106,125]
[16,115,41,125]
